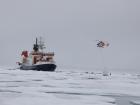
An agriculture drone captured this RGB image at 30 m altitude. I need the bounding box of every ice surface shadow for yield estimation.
[129,81,138,84]
[44,91,94,96]
[0,89,22,93]
[54,78,67,80]
[68,86,85,89]
[130,101,140,105]
[0,73,10,74]
[102,95,140,105]
[0,86,19,88]
[31,79,43,82]
[44,91,140,105]
[44,91,115,104]
[50,77,68,80]
[68,83,80,85]
[0,73,17,76]
[0,80,26,83]
[86,77,100,80]
[42,85,56,88]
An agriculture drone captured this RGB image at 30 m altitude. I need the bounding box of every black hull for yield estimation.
[20,64,56,71]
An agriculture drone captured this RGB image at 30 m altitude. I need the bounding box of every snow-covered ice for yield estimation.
[0,68,140,105]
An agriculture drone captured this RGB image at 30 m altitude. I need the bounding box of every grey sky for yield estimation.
[0,0,140,72]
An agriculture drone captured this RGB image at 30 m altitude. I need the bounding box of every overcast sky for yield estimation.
[0,0,140,72]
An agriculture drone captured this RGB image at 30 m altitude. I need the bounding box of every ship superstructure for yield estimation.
[18,37,56,71]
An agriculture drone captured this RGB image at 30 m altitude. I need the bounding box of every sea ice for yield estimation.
[0,68,140,105]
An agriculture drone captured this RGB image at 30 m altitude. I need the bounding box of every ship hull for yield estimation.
[20,64,56,71]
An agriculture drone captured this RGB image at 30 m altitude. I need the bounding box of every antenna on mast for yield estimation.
[38,36,46,52]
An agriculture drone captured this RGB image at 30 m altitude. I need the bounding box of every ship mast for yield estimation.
[33,38,39,52]
[38,37,46,52]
